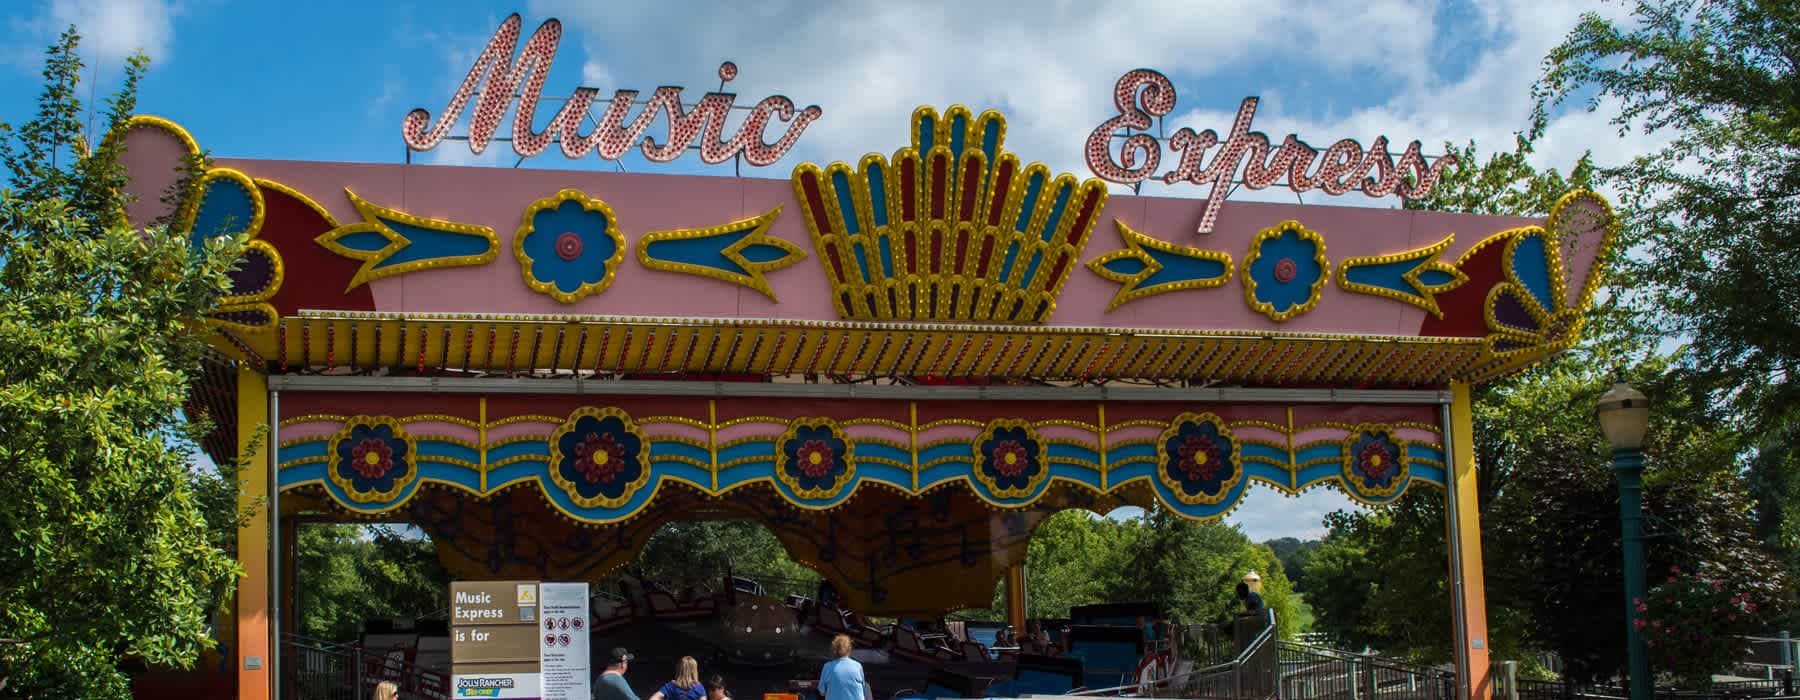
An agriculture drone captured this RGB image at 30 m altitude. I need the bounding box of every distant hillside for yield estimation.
[1263,537,1321,592]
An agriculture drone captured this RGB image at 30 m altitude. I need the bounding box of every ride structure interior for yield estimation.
[119,89,1618,700]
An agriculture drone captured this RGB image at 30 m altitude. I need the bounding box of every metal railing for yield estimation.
[1170,617,1255,671]
[1074,608,1279,699]
[1280,642,1455,700]
[280,635,450,700]
[1490,661,1800,700]
[1713,679,1800,697]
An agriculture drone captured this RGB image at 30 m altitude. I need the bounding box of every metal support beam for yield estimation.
[1444,383,1491,700]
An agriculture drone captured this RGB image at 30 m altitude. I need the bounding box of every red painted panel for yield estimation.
[1421,240,1506,338]
[260,184,375,315]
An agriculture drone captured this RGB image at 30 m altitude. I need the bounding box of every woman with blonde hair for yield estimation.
[650,656,706,700]
[371,680,399,700]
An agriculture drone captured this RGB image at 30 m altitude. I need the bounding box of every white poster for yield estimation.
[451,671,541,699]
[538,582,592,700]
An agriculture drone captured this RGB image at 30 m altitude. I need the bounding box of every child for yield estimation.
[704,674,733,700]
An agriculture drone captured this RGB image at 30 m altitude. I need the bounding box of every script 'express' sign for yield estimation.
[450,581,589,700]
[403,14,821,166]
[1084,69,1459,234]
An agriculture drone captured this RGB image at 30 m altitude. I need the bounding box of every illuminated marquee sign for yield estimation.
[403,14,822,166]
[1085,69,1458,234]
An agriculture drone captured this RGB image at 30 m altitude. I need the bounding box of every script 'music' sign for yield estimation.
[1084,69,1459,234]
[403,14,822,165]
[401,16,1456,235]
[451,581,590,700]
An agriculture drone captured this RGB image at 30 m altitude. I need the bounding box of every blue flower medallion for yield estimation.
[328,418,415,505]
[514,189,626,303]
[548,407,649,509]
[1156,413,1241,505]
[776,419,854,501]
[973,419,1047,501]
[1341,427,1407,502]
[1243,220,1329,322]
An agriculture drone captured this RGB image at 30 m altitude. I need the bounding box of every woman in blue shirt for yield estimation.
[819,635,872,700]
[650,656,705,700]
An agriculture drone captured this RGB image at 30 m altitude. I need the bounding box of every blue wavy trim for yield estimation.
[275,430,1451,520]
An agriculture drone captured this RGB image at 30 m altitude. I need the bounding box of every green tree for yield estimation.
[0,29,245,697]
[1310,343,1789,678]
[294,525,450,643]
[1263,537,1319,592]
[1534,0,1800,422]
[1306,126,1786,678]
[629,520,819,598]
[1304,135,1593,664]
[1533,0,1800,658]
[965,510,1132,622]
[1018,510,1132,619]
[1405,134,1594,218]
[1477,354,1787,682]
[1109,509,1301,640]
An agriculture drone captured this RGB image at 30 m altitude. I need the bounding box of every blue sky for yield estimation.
[0,0,1663,541]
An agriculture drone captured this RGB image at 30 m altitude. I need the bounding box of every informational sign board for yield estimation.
[450,581,589,700]
[539,583,592,700]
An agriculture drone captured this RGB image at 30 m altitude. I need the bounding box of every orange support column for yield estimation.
[1446,383,1490,700]
[237,368,272,700]
[1005,562,1028,634]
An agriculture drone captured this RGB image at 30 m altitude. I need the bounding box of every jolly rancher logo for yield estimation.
[402,14,822,166]
[1084,69,1458,234]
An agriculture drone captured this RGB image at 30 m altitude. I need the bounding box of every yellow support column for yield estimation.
[1005,563,1028,634]
[1446,383,1491,700]
[237,368,272,700]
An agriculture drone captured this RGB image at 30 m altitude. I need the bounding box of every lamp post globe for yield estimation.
[1598,381,1650,451]
[1598,380,1651,700]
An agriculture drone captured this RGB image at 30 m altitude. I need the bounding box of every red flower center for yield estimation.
[1358,442,1393,480]
[1274,258,1298,283]
[991,440,1030,478]
[574,432,627,484]
[796,440,836,478]
[555,232,584,261]
[1177,435,1222,482]
[350,438,393,479]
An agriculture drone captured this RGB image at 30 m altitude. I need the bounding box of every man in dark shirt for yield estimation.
[595,647,639,700]
[1236,582,1264,611]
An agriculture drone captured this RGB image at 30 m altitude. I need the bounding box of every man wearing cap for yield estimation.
[595,647,639,700]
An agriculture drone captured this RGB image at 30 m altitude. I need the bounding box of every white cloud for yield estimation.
[368,74,401,121]
[581,60,612,90]
[512,0,1662,204]
[422,142,509,168]
[43,0,175,68]
[1101,488,1354,542]
[1228,487,1361,543]
[523,0,1448,185]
